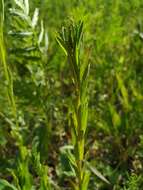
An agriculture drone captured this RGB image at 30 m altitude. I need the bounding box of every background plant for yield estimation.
[0,0,52,189]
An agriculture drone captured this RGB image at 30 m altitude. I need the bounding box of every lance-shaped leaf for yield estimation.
[24,0,29,15]
[32,8,39,28]
[86,162,110,185]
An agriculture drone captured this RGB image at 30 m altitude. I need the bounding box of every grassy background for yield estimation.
[1,0,143,189]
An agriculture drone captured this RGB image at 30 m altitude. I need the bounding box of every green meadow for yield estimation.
[0,0,143,189]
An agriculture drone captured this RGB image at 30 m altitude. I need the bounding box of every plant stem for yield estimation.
[57,20,90,190]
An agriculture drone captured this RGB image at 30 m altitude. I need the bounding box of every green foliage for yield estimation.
[1,0,143,189]
[0,0,52,189]
[0,179,18,190]
[123,173,142,190]
[57,21,91,190]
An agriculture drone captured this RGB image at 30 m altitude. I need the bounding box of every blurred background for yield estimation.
[1,0,143,189]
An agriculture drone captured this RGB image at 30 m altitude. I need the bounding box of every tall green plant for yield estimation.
[0,1,52,189]
[9,0,51,161]
[57,21,90,190]
[1,1,28,190]
[0,0,20,141]
[0,1,32,189]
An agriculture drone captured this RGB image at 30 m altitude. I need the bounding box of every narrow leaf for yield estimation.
[38,20,44,45]
[86,162,110,185]
[24,0,29,15]
[56,36,67,55]
[32,8,39,28]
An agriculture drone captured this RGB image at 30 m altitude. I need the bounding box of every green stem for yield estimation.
[57,21,90,190]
